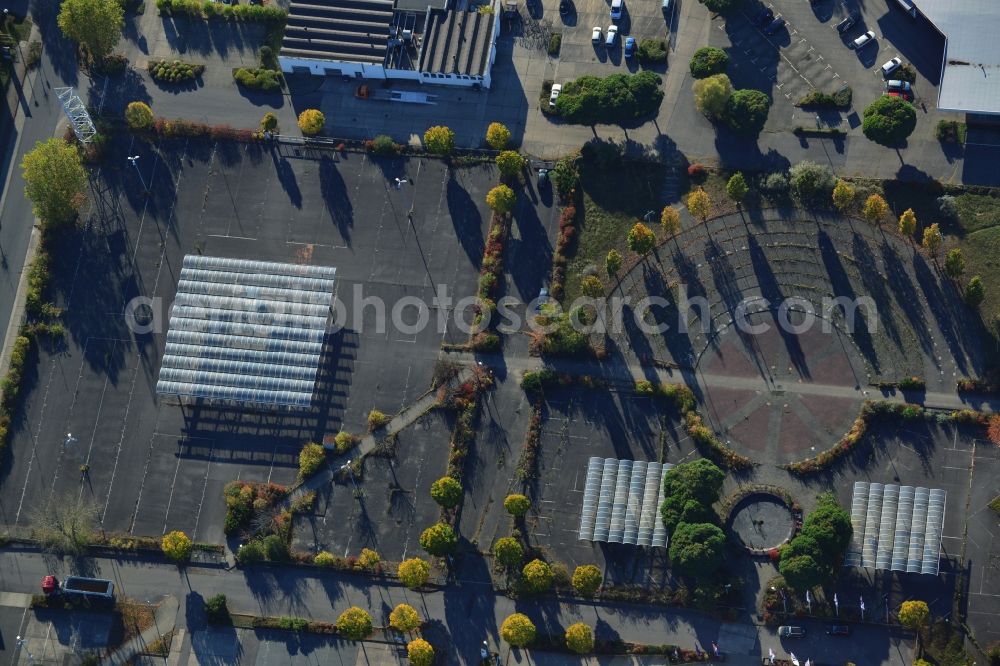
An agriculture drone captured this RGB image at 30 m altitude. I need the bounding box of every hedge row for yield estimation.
[784,401,989,475]
[149,59,204,83]
[634,380,754,470]
[156,0,286,22]
[548,203,578,300]
[233,67,282,93]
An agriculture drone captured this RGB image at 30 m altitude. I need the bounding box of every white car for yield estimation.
[881,56,902,76]
[548,83,562,108]
[610,0,623,20]
[852,30,876,49]
[605,24,618,46]
[592,26,602,43]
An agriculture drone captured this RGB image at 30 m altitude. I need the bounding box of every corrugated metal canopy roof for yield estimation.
[579,457,673,548]
[156,256,335,408]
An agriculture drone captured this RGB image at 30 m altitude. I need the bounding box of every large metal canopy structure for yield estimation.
[845,482,946,575]
[156,255,336,408]
[578,457,673,548]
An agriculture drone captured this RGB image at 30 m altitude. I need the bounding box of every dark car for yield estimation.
[764,15,786,34]
[836,11,859,33]
[559,0,571,15]
[827,625,851,636]
[755,5,774,26]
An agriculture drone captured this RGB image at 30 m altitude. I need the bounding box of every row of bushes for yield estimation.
[796,86,852,109]
[781,400,967,474]
[515,399,543,481]
[870,376,925,391]
[223,480,287,534]
[233,67,282,92]
[444,369,491,481]
[149,59,204,83]
[548,201,579,301]
[155,0,286,22]
[634,380,754,470]
[477,213,509,304]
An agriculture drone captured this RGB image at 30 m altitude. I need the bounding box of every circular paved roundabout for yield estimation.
[728,492,796,552]
[609,208,984,463]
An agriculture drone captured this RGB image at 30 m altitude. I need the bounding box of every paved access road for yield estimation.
[0,549,914,666]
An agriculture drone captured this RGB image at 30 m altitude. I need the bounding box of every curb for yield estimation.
[0,223,39,380]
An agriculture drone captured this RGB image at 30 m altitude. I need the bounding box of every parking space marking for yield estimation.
[161,450,184,536]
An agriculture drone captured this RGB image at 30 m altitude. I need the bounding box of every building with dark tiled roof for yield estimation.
[279,0,500,88]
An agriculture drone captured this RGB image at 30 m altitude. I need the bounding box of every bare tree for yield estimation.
[29,494,99,555]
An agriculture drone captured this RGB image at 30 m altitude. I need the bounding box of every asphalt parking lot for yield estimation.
[542,0,672,81]
[714,0,944,125]
[291,410,454,562]
[0,134,497,544]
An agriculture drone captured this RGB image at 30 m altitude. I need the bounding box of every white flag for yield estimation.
[791,652,800,666]
[860,596,866,611]
[806,590,812,604]
[769,648,776,661]
[805,660,811,666]
[834,592,839,606]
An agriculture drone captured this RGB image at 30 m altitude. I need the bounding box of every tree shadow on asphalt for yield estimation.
[319,154,355,247]
[818,229,881,375]
[160,14,261,60]
[446,174,485,267]
[28,0,79,86]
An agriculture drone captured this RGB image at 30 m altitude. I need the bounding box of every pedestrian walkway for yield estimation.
[104,595,179,666]
[283,365,479,507]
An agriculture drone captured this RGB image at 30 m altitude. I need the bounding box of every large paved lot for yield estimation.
[0,135,498,543]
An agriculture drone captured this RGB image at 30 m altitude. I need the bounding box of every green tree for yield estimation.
[668,522,726,579]
[389,603,421,632]
[659,458,725,535]
[397,558,430,588]
[297,109,325,136]
[832,179,856,211]
[298,442,325,478]
[496,150,526,179]
[487,184,517,214]
[692,73,732,119]
[945,248,965,278]
[726,172,749,203]
[493,537,524,568]
[565,622,595,654]
[580,275,604,298]
[407,639,435,666]
[21,138,88,227]
[862,96,917,146]
[260,111,278,131]
[965,276,985,307]
[627,222,656,257]
[689,46,729,78]
[898,600,930,631]
[724,89,771,135]
[522,559,554,592]
[57,0,123,63]
[161,530,193,562]
[571,564,602,596]
[504,493,530,517]
[336,607,373,640]
[430,476,463,508]
[862,193,889,225]
[779,554,826,590]
[799,493,853,554]
[789,161,835,207]
[661,205,681,237]
[125,101,154,130]
[699,0,738,12]
[424,125,456,155]
[486,122,512,150]
[204,594,229,623]
[605,249,623,277]
[687,188,712,221]
[898,208,917,238]
[501,613,536,647]
[922,222,942,257]
[419,522,457,556]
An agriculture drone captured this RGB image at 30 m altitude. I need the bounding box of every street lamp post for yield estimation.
[340,460,358,495]
[127,155,148,192]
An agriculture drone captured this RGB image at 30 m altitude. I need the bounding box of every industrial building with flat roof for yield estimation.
[916,0,1000,115]
[279,0,500,88]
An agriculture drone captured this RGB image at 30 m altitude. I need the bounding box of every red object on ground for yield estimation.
[41,575,58,594]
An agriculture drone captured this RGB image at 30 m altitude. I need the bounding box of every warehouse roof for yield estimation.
[281,0,395,65]
[418,9,495,77]
[918,0,1000,114]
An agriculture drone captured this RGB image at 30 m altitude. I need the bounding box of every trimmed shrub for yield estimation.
[637,38,668,64]
[125,101,154,130]
[233,67,282,92]
[161,530,193,562]
[407,638,434,666]
[430,476,463,508]
[419,522,457,556]
[501,613,536,647]
[504,493,530,517]
[862,96,916,146]
[522,558,554,592]
[398,557,431,588]
[297,109,325,136]
[149,59,204,83]
[565,622,595,654]
[336,607,372,640]
[689,46,728,78]
[486,122,511,150]
[572,564,602,596]
[423,125,455,155]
